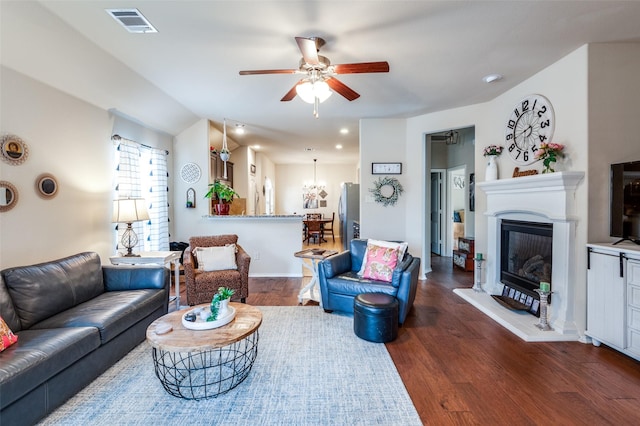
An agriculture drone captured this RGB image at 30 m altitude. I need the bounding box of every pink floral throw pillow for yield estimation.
[362,244,399,282]
[0,316,18,352]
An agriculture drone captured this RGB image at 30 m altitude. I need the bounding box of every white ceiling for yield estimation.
[3,1,640,164]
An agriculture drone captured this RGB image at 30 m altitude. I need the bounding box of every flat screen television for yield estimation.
[611,160,640,245]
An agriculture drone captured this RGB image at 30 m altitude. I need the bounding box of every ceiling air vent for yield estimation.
[106,9,158,33]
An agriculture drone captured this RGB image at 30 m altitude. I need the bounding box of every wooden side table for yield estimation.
[110,251,183,309]
[294,248,338,305]
[146,303,262,399]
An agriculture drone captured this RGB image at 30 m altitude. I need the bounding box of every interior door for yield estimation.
[430,172,443,255]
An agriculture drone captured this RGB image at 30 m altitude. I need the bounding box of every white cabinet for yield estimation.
[586,243,640,361]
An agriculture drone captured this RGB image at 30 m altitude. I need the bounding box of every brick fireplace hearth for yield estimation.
[454,171,585,342]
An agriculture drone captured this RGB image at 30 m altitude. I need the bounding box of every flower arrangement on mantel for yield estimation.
[535,142,565,173]
[483,144,504,156]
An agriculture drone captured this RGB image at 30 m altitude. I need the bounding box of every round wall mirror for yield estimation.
[35,174,58,199]
[0,181,18,212]
[1,134,29,165]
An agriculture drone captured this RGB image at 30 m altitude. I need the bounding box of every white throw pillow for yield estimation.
[195,244,237,271]
[357,239,408,276]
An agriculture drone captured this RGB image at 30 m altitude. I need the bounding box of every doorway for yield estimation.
[447,165,467,256]
[430,170,445,255]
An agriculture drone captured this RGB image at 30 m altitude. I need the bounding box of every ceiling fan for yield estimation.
[239,37,389,117]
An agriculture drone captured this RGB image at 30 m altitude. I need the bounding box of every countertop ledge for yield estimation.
[203,214,303,220]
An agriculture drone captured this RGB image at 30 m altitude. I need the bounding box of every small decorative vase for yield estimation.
[218,298,230,316]
[542,160,555,174]
[220,152,230,162]
[485,155,498,181]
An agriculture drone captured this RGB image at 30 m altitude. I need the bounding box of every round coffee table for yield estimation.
[146,302,262,399]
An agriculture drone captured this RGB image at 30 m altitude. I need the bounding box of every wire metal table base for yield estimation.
[151,330,259,399]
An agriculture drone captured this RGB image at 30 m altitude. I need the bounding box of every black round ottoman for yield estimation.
[353,293,399,343]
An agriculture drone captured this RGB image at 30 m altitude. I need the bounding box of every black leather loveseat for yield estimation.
[0,252,169,426]
[318,239,420,324]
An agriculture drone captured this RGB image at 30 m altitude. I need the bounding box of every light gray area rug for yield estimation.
[39,306,421,425]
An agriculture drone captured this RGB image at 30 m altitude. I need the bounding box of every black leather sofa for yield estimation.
[0,252,169,426]
[318,239,421,324]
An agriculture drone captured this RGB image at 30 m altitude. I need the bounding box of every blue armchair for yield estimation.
[318,239,420,324]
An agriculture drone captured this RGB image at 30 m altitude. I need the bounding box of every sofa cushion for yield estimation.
[29,289,165,344]
[195,245,238,271]
[2,252,104,330]
[0,316,18,352]
[361,244,399,282]
[0,327,100,410]
[357,239,408,276]
[325,271,397,297]
[0,276,21,332]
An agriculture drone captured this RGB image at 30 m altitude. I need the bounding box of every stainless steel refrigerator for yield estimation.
[338,183,360,251]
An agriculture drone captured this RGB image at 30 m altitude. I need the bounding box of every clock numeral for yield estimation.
[523,151,529,162]
[532,99,538,111]
[507,120,516,130]
[506,133,513,141]
[522,99,529,112]
[540,119,550,128]
[538,134,548,143]
[508,143,517,152]
[513,108,521,118]
[537,106,547,118]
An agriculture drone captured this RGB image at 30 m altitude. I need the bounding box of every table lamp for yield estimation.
[112,198,149,257]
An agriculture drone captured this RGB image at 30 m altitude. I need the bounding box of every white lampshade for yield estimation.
[296,80,332,104]
[112,198,149,223]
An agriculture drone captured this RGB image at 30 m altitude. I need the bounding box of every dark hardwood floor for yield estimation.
[174,244,640,425]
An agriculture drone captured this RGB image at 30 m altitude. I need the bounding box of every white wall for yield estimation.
[275,162,357,216]
[0,67,173,268]
[359,119,410,242]
[587,43,640,242]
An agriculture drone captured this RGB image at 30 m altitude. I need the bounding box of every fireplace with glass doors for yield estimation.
[497,219,553,317]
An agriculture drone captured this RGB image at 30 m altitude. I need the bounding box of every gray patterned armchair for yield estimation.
[183,234,250,305]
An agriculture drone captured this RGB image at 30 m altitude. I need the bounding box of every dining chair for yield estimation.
[305,218,323,244]
[323,212,336,242]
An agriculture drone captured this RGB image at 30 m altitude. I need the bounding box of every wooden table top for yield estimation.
[146,302,262,352]
[294,248,339,260]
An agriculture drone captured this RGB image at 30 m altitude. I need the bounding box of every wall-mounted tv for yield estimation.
[611,160,640,245]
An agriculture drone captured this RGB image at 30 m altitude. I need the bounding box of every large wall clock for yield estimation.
[504,94,555,165]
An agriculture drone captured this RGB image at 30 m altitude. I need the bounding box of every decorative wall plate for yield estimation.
[180,162,201,183]
[1,134,29,165]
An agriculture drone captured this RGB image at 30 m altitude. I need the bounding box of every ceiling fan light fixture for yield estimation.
[296,80,332,104]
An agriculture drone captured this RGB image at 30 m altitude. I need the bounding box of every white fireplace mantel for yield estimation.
[455,171,585,342]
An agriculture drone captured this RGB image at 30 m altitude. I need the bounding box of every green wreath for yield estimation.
[370,176,404,207]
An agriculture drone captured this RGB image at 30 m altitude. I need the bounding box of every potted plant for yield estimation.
[208,287,235,321]
[205,180,238,215]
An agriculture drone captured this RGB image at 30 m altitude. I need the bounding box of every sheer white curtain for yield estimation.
[113,137,170,253]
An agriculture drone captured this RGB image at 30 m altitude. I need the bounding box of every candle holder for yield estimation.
[534,289,553,331]
[473,257,485,292]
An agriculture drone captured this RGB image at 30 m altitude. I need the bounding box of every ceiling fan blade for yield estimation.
[295,37,320,65]
[333,61,390,74]
[281,80,304,101]
[326,77,360,101]
[239,69,297,75]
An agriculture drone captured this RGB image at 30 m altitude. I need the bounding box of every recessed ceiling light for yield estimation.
[335,144,343,150]
[482,74,503,83]
[340,128,349,135]
[235,124,245,135]
[253,145,260,150]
